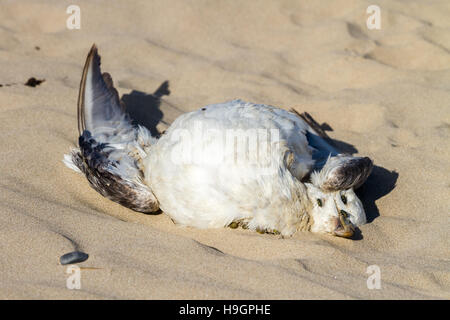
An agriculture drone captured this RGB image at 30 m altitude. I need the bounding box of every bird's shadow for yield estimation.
[311,122,399,226]
[121,81,170,137]
[119,81,171,216]
[356,166,398,223]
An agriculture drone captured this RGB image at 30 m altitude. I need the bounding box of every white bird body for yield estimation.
[145,100,314,235]
[64,45,373,238]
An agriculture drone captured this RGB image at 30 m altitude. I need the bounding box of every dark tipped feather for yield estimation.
[73,45,159,213]
[290,109,330,140]
[77,44,93,134]
[73,131,159,212]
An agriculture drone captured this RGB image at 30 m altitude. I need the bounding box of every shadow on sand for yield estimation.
[121,80,170,137]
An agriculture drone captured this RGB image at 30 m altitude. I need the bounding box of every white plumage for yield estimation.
[64,45,373,238]
[146,100,314,233]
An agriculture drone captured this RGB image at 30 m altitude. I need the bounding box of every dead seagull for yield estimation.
[63,45,373,238]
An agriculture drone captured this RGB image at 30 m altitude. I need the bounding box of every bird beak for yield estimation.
[333,210,355,238]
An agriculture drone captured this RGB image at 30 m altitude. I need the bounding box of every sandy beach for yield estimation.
[0,0,448,299]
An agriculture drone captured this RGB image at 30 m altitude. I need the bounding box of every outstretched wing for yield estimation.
[65,44,159,213]
[77,45,125,135]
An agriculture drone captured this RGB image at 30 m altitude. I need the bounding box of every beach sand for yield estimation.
[0,0,448,299]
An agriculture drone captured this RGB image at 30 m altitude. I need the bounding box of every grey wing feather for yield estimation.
[69,44,159,213]
[77,45,125,135]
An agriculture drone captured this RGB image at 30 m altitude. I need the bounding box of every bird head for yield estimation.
[305,183,366,238]
[304,155,373,238]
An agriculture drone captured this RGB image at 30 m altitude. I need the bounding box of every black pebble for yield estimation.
[60,251,89,265]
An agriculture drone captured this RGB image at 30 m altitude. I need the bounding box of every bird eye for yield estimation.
[341,195,347,204]
[317,199,323,207]
[340,210,348,218]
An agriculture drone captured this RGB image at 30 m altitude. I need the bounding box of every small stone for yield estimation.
[60,251,89,265]
[229,221,238,229]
